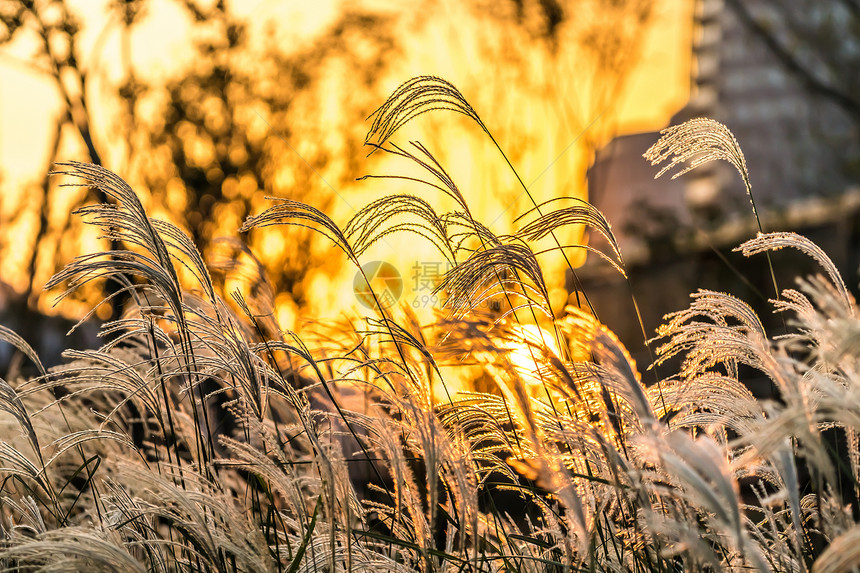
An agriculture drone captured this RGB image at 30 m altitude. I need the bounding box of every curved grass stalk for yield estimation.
[365,78,671,448]
[367,78,598,341]
[48,162,218,476]
[645,118,781,302]
[736,231,852,313]
[360,141,582,443]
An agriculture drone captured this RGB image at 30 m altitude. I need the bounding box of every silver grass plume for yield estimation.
[515,197,627,278]
[343,194,457,263]
[645,118,785,301]
[560,305,655,426]
[736,231,852,313]
[644,117,750,192]
[365,76,488,149]
[0,327,45,458]
[436,242,551,320]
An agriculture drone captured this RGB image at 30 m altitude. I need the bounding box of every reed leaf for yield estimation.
[366,76,487,149]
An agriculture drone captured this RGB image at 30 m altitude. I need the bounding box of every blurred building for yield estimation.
[580,0,860,378]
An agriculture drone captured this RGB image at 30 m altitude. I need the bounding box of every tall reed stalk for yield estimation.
[0,79,856,573]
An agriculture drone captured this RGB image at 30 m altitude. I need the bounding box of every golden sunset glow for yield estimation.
[5,3,860,570]
[0,0,691,329]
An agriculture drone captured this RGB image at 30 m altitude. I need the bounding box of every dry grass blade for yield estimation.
[366,76,487,149]
[642,432,771,571]
[515,197,626,277]
[664,432,742,544]
[344,194,456,262]
[0,377,42,459]
[241,198,356,263]
[812,524,860,573]
[736,231,852,312]
[436,242,550,317]
[0,326,47,377]
[644,118,750,191]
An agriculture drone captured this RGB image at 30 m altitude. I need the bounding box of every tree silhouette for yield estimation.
[131,5,400,308]
[1,0,655,323]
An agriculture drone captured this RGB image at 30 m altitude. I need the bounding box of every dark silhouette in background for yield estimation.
[0,0,654,369]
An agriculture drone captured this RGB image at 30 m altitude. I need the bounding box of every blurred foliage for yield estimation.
[126,3,400,310]
[725,0,860,125]
[0,0,105,303]
[724,0,860,180]
[0,0,655,323]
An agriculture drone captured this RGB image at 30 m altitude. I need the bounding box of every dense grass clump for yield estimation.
[1,77,860,572]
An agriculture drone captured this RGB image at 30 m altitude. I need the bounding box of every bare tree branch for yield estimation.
[724,0,860,122]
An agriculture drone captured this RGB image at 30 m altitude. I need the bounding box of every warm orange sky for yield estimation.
[0,0,691,186]
[617,0,693,130]
[0,0,692,323]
